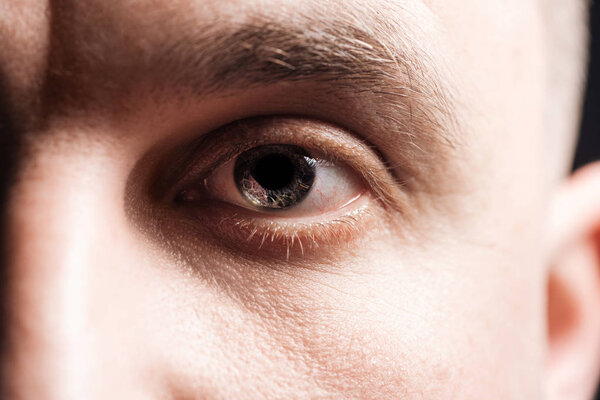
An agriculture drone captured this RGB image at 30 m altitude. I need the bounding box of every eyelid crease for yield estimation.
[164,116,409,214]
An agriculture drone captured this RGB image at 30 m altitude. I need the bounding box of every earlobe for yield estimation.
[546,162,600,400]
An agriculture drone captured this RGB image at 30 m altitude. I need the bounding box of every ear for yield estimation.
[546,162,600,400]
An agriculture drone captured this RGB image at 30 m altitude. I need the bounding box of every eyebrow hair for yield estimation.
[162,21,423,94]
[43,9,459,152]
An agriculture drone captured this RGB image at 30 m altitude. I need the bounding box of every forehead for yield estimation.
[1,0,554,194]
[1,0,554,180]
[0,0,541,105]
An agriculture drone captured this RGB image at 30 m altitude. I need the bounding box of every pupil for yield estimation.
[252,153,295,190]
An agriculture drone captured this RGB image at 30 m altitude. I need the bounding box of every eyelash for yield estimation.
[161,116,403,260]
[191,202,379,261]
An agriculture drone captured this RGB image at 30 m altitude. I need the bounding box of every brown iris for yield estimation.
[233,144,316,209]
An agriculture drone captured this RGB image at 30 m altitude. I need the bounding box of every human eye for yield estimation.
[199,143,363,216]
[158,116,405,260]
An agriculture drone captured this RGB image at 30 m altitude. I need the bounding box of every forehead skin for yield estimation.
[0,1,588,399]
[0,0,586,173]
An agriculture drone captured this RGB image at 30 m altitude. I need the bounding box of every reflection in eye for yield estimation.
[204,143,364,217]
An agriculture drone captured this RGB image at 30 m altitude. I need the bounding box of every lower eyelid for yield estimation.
[176,195,384,261]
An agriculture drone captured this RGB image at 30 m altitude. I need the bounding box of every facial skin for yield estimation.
[0,0,599,399]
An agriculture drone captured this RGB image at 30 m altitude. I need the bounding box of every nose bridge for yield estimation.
[1,145,121,399]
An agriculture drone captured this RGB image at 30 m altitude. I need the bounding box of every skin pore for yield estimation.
[0,1,598,399]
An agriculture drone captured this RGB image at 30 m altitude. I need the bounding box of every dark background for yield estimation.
[580,3,600,399]
[576,2,600,170]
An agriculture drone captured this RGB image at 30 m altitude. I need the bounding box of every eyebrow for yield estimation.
[160,21,424,95]
[44,11,458,150]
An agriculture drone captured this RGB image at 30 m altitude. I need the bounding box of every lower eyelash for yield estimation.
[203,203,381,262]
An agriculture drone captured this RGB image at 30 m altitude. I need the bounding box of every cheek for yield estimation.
[119,175,546,400]
[280,248,543,400]
[130,238,424,398]
[259,243,543,399]
[132,234,540,399]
